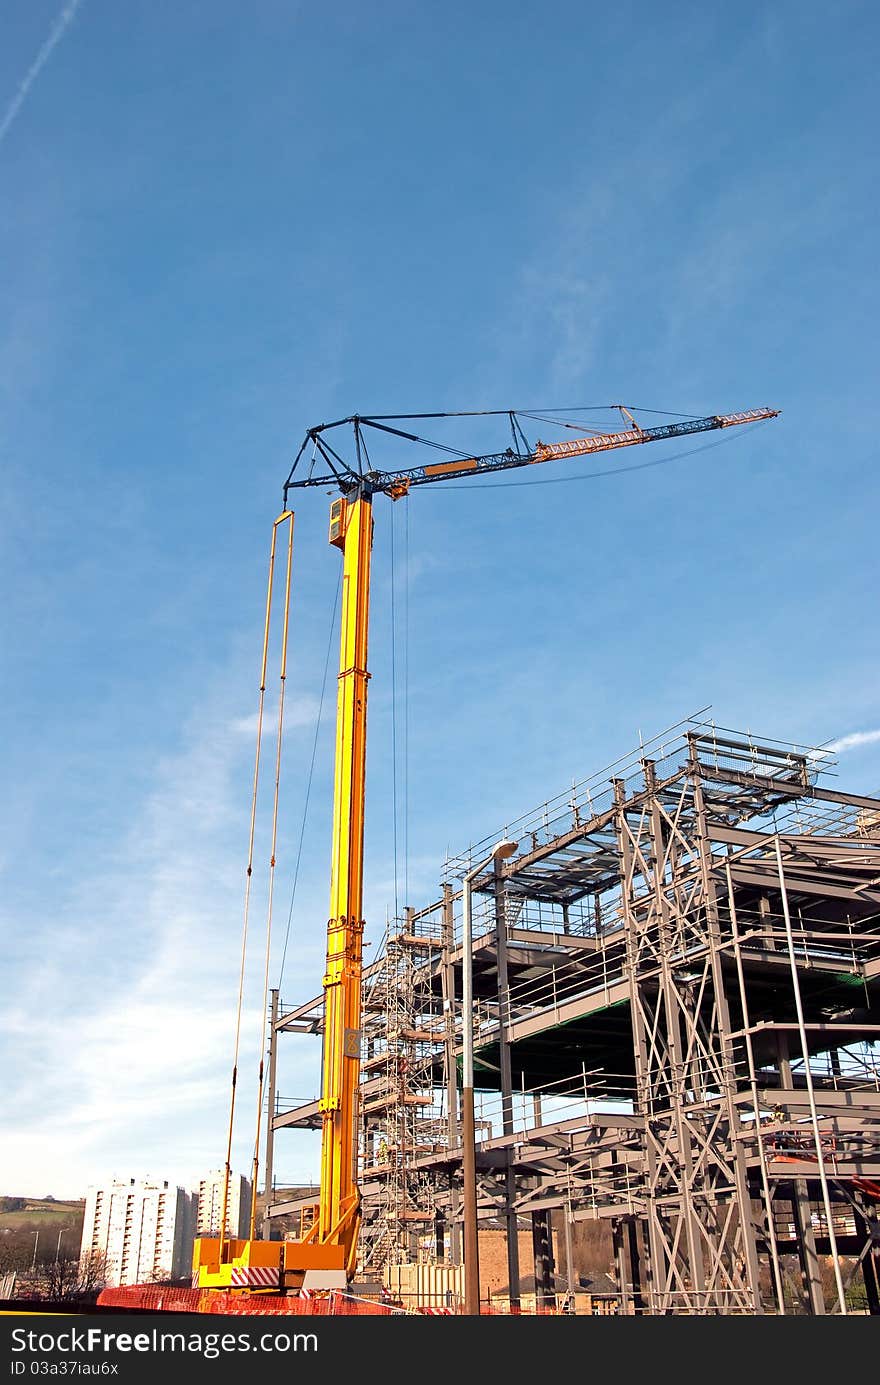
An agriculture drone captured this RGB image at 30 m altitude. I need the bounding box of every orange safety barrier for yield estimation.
[97,1286,398,1316]
[204,1291,334,1316]
[98,1286,204,1313]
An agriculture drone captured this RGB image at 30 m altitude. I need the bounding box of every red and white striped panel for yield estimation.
[230,1266,280,1288]
[418,1306,453,1315]
[191,1272,201,1288]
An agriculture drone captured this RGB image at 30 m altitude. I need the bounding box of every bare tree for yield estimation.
[0,1244,33,1275]
[43,1252,107,1304]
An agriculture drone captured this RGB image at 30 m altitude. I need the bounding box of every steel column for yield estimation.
[262,988,280,1236]
[494,859,521,1310]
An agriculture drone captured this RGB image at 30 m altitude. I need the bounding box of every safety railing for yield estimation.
[468,1067,637,1144]
[443,717,835,886]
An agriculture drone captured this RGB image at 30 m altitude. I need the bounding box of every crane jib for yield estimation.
[282,406,779,495]
[381,407,779,492]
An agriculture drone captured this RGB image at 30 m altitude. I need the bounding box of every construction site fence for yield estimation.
[97,1286,399,1315]
[96,1285,584,1315]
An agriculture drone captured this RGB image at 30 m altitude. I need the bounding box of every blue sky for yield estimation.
[1,0,878,1199]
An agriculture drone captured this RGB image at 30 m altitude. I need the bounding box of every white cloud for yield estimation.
[829,728,880,754]
[809,729,880,768]
[231,694,321,738]
[0,672,323,1199]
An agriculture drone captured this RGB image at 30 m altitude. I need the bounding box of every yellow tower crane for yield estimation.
[193,403,779,1295]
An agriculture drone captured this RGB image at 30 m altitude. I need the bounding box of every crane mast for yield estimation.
[194,401,779,1296]
[319,493,372,1267]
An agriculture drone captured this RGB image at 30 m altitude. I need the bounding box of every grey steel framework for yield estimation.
[266,718,880,1314]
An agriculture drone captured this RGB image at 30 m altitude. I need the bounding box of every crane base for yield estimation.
[193,1236,347,1293]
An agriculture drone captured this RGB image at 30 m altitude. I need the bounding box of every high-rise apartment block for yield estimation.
[79,1178,196,1287]
[195,1170,252,1239]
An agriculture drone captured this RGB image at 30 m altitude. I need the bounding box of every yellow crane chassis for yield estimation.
[193,1236,347,1293]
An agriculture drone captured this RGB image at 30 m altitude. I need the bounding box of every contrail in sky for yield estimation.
[0,0,84,148]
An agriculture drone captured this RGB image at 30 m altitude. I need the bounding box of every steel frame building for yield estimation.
[266,719,880,1314]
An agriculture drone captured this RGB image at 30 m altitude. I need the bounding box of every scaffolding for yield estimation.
[357,909,446,1273]
[266,717,880,1314]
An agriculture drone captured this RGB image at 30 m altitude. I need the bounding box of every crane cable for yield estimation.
[277,566,342,990]
[249,511,295,1240]
[218,510,292,1261]
[389,499,412,920]
[404,498,410,911]
[390,502,400,924]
